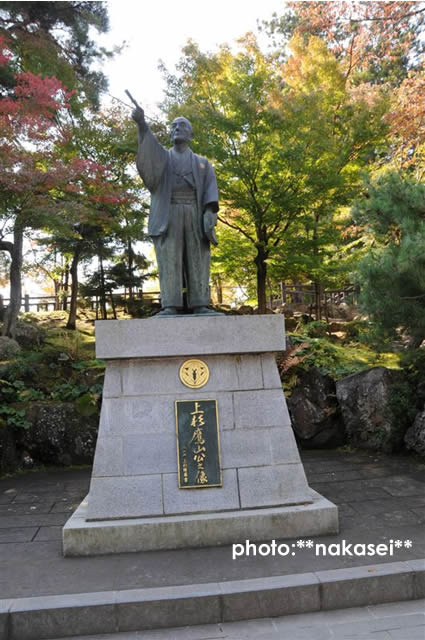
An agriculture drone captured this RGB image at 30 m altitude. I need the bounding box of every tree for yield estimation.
[265,1,425,87]
[161,35,388,312]
[0,34,76,336]
[0,1,113,107]
[0,36,133,335]
[354,171,425,348]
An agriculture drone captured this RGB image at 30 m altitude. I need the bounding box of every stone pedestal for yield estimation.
[63,315,338,556]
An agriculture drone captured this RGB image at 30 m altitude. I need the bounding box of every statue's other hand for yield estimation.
[203,208,218,246]
[131,105,146,127]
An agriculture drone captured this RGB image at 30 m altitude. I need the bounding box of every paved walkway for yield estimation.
[52,600,425,639]
[0,450,424,599]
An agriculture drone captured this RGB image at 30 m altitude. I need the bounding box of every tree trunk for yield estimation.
[254,244,268,314]
[63,260,69,311]
[66,247,81,330]
[99,254,107,320]
[2,223,23,338]
[128,240,133,300]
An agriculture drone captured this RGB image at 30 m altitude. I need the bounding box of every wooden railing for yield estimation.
[0,291,161,313]
[269,284,359,309]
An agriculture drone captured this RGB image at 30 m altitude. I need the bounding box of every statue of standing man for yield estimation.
[130,96,220,316]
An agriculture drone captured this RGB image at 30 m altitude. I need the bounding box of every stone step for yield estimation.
[1,559,424,640]
[48,599,425,640]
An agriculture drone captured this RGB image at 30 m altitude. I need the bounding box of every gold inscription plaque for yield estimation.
[179,359,209,389]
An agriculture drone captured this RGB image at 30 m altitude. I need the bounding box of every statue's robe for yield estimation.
[136,128,219,309]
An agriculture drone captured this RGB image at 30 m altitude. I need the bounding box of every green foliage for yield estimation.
[74,392,100,417]
[0,1,113,108]
[161,34,389,310]
[287,333,400,379]
[0,315,104,442]
[354,171,425,346]
[0,405,30,430]
[305,320,328,338]
[387,379,418,433]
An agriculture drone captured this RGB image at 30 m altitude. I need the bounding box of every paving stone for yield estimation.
[368,476,425,497]
[412,507,425,523]
[49,500,80,514]
[369,598,425,617]
[328,613,425,637]
[0,599,12,640]
[33,526,63,542]
[0,527,38,543]
[0,502,53,515]
[13,493,65,504]
[388,627,425,639]
[0,513,67,527]
[219,617,276,635]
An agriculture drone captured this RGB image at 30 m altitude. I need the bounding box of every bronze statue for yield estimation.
[128,92,220,316]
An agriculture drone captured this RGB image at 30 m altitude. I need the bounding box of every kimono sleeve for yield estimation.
[202,160,219,213]
[136,128,168,193]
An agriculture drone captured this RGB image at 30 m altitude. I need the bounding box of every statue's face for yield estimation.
[170,117,193,144]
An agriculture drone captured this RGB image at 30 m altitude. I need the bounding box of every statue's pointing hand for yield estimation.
[126,90,146,130]
[131,104,145,127]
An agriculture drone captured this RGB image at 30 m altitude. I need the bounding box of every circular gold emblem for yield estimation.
[179,359,209,389]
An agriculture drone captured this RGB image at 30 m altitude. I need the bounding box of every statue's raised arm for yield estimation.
[126,90,147,133]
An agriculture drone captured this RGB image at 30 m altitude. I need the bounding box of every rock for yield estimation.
[330,331,347,342]
[336,367,409,453]
[288,367,345,449]
[329,321,346,332]
[0,336,21,360]
[0,420,18,474]
[284,317,298,332]
[404,410,425,457]
[17,401,98,466]
[14,322,46,349]
[237,305,254,315]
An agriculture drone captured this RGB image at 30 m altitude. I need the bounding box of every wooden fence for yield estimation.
[0,291,161,313]
[269,283,359,310]
[0,283,358,315]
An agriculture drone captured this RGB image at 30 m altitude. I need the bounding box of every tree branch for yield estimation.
[218,215,255,244]
[0,240,14,255]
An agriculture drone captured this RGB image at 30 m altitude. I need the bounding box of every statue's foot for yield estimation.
[156,307,178,316]
[193,306,224,315]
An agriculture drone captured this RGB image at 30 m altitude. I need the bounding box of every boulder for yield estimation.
[18,401,98,466]
[0,420,18,474]
[284,317,298,332]
[237,305,254,315]
[0,336,21,360]
[288,367,345,449]
[336,367,408,453]
[404,410,425,457]
[14,321,46,348]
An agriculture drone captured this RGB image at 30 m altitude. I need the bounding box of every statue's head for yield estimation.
[170,116,193,145]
